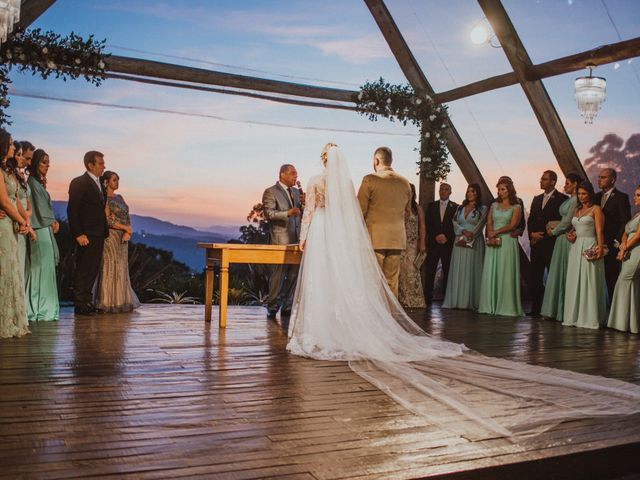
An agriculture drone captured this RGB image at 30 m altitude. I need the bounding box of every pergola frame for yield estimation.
[18,0,640,207]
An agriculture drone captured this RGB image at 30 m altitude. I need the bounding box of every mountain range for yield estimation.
[52,201,240,270]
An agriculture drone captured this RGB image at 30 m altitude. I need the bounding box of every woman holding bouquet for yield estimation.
[478,178,523,316]
[443,183,487,310]
[563,182,606,329]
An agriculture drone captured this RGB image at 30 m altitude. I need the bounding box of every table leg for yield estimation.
[219,259,229,328]
[204,257,214,323]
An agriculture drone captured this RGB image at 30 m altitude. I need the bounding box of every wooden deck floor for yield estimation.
[1,304,640,479]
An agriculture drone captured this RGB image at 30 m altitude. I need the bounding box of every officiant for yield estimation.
[262,164,303,319]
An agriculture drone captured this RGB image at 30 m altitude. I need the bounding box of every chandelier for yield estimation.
[0,0,20,44]
[574,65,606,124]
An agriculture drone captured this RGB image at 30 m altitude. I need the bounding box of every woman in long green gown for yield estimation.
[607,185,640,333]
[26,149,60,321]
[478,179,524,316]
[540,173,582,321]
[563,182,606,329]
[0,128,30,338]
[443,183,487,310]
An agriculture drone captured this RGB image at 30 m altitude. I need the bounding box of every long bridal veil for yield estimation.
[288,145,640,438]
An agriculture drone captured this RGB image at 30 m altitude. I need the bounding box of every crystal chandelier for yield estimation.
[574,65,606,124]
[0,0,20,45]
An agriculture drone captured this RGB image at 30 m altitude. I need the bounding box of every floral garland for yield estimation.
[353,78,450,181]
[0,28,109,126]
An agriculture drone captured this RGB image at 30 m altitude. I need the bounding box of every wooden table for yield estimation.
[197,243,302,327]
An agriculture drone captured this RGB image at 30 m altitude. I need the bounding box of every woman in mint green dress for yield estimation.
[26,149,60,321]
[563,182,606,329]
[607,185,640,333]
[0,128,30,338]
[478,179,523,316]
[540,173,582,321]
[443,183,487,310]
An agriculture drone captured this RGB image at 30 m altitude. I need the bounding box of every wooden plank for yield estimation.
[478,0,586,178]
[106,55,356,103]
[363,0,492,206]
[15,0,56,30]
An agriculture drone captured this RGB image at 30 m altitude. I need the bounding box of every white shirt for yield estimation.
[601,187,614,207]
[279,181,294,207]
[439,199,449,222]
[87,170,101,192]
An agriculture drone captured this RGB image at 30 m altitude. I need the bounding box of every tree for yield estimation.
[584,133,640,198]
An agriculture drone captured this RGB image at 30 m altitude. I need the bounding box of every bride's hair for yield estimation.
[320,142,338,166]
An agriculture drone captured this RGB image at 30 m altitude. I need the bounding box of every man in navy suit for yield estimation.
[526,170,567,316]
[67,151,109,315]
[595,168,631,300]
[422,183,458,304]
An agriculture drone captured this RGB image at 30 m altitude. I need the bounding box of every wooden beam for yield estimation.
[106,55,356,104]
[16,0,56,30]
[529,36,640,80]
[363,0,491,206]
[434,36,640,104]
[478,0,586,178]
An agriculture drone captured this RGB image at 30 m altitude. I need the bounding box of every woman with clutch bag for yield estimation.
[398,184,426,308]
[478,179,523,316]
[540,173,582,321]
[443,183,487,310]
[563,182,606,329]
[607,185,640,333]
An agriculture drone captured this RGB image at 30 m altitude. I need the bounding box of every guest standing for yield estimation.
[526,170,568,316]
[26,149,60,321]
[595,168,631,300]
[563,182,606,329]
[263,164,303,318]
[0,129,29,338]
[422,183,458,303]
[443,183,488,310]
[358,146,412,298]
[67,151,109,315]
[478,179,523,316]
[607,185,640,333]
[93,171,140,313]
[398,184,426,308]
[540,173,581,321]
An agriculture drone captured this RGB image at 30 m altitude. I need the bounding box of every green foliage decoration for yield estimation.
[353,78,451,181]
[0,28,109,126]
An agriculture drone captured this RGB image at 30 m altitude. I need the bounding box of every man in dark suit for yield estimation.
[67,151,109,315]
[595,168,631,300]
[526,170,568,316]
[423,183,458,304]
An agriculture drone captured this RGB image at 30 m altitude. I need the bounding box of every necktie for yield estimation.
[287,187,295,208]
[440,202,445,222]
[542,193,550,210]
[601,192,609,207]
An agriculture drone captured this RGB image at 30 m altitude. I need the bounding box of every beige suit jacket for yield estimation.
[357,166,412,250]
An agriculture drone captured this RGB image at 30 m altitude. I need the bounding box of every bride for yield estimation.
[287,143,640,438]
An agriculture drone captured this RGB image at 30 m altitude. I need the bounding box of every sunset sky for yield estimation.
[7,0,640,229]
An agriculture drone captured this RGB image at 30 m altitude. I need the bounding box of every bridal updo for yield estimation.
[321,142,338,166]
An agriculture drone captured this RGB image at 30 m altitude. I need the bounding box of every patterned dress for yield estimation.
[93,194,140,313]
[0,170,29,338]
[398,208,426,308]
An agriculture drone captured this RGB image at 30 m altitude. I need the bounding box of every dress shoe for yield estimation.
[74,307,95,316]
[526,311,541,317]
[92,307,106,315]
[267,309,277,320]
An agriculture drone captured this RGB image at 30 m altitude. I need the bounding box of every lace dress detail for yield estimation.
[299,174,326,244]
[398,209,426,308]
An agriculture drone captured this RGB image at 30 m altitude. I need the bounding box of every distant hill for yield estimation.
[52,200,239,270]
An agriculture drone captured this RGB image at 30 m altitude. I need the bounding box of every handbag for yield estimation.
[455,235,474,248]
[413,251,427,269]
[485,236,502,247]
[582,245,609,261]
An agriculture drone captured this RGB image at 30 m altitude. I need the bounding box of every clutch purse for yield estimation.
[582,245,609,261]
[613,240,631,261]
[485,237,502,247]
[455,235,474,248]
[413,251,427,269]
[546,220,560,230]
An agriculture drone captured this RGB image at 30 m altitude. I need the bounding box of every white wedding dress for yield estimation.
[287,146,640,438]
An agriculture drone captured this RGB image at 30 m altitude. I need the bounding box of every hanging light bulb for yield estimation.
[0,0,21,45]
[574,65,607,124]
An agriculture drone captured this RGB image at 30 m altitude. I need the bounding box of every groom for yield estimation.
[357,147,412,297]
[262,164,303,319]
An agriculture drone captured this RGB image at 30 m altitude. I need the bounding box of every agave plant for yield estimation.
[212,287,249,305]
[149,290,200,304]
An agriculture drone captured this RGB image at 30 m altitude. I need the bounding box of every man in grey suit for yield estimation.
[262,164,303,319]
